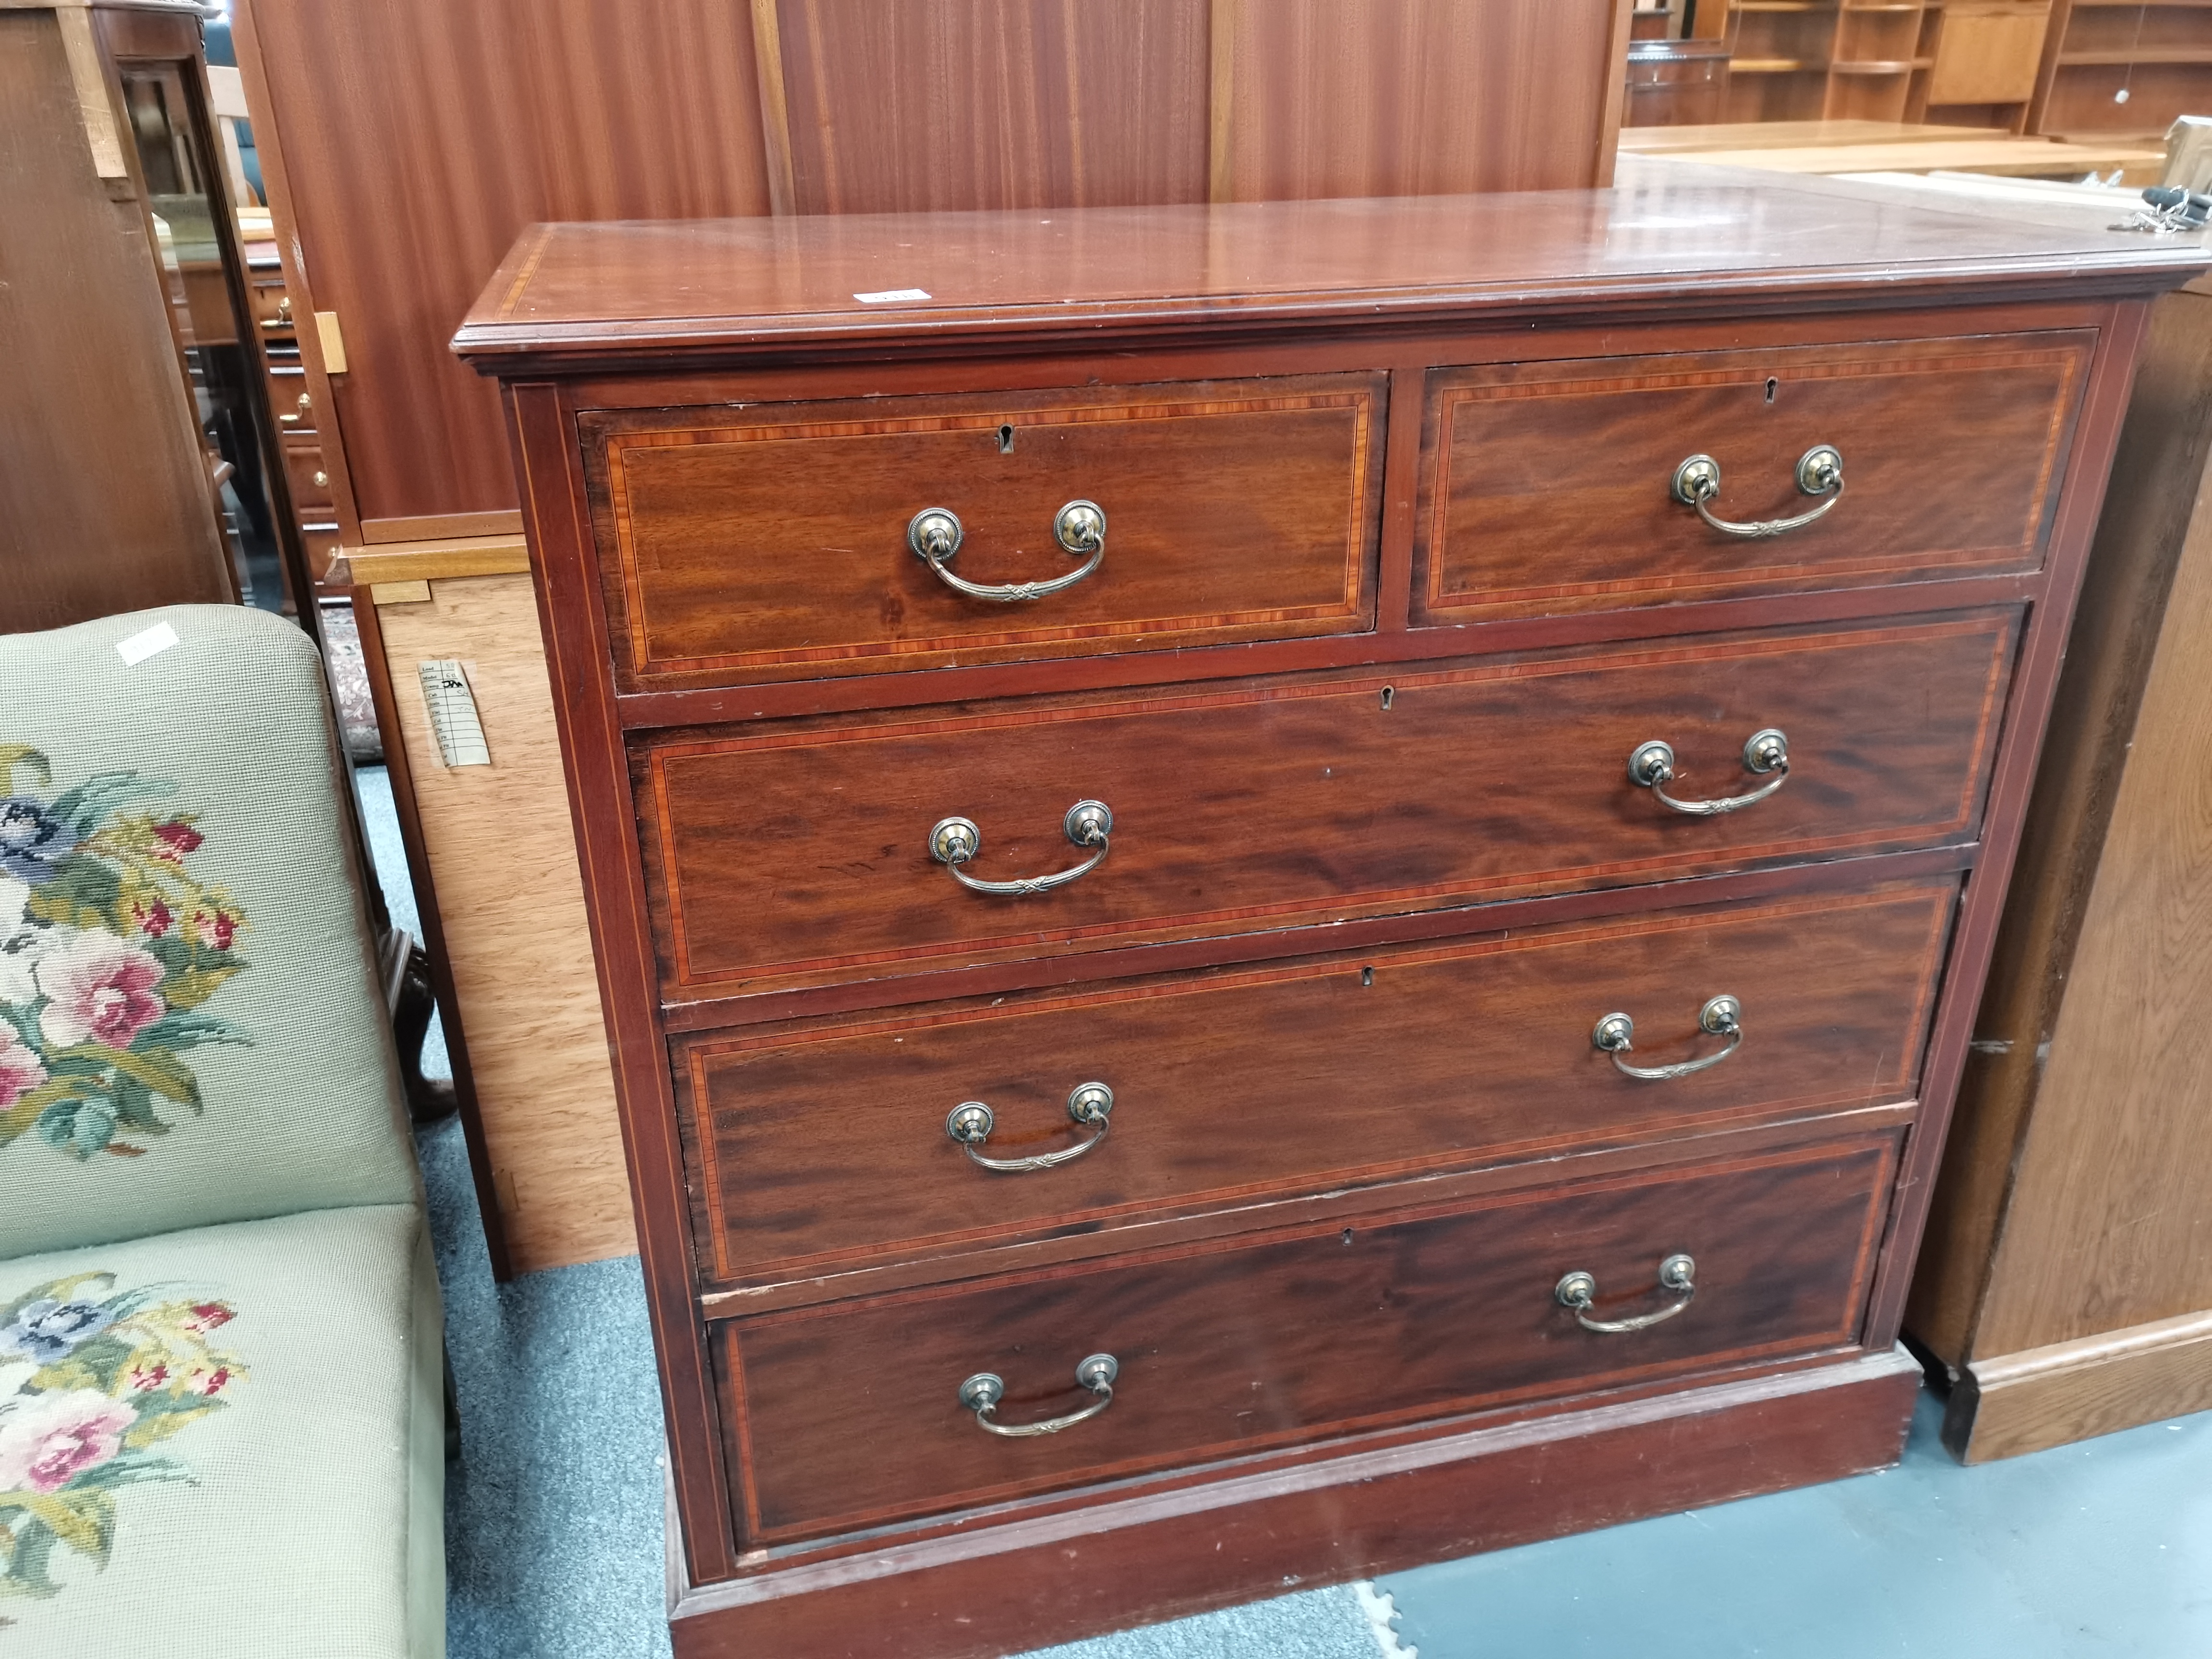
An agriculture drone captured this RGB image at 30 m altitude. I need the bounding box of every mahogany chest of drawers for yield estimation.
[457,177,2205,1658]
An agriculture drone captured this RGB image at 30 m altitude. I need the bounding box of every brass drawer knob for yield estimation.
[907,499,1107,602]
[1628,728,1789,817]
[1556,1254,1696,1334]
[928,799,1111,897]
[1592,995,1742,1081]
[946,1082,1114,1172]
[958,1353,1118,1438]
[1671,445,1843,539]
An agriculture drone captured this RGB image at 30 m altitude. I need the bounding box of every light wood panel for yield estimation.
[1945,1310,2212,1463]
[1901,271,2212,1461]
[373,573,633,1270]
[1928,2,2054,108]
[768,0,1210,214]
[1970,344,2212,1357]
[235,0,774,527]
[1208,0,1630,201]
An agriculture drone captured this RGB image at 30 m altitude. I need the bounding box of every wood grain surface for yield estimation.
[1206,0,1627,202]
[373,574,634,1270]
[637,613,2015,1001]
[452,186,2209,369]
[1968,351,2212,1358]
[675,881,1954,1286]
[769,0,1209,215]
[1945,1309,2212,1463]
[237,0,774,525]
[1909,288,2212,1369]
[1417,331,2090,623]
[580,373,1383,689]
[723,1135,1897,1544]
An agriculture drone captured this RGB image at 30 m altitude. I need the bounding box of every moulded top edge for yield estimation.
[452,170,2210,371]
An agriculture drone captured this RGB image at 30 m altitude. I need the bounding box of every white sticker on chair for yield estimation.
[115,621,179,666]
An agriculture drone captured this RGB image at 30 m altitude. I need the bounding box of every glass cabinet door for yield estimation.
[115,56,304,619]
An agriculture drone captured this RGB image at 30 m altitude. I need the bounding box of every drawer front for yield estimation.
[1415,331,2092,625]
[638,611,2014,999]
[280,439,331,514]
[678,880,1953,1284]
[723,1134,1898,1543]
[579,373,1385,690]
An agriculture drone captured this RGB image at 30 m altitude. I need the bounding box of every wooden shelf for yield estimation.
[1830,58,1935,72]
[2058,47,2212,64]
[1734,56,1820,71]
[1736,0,1834,10]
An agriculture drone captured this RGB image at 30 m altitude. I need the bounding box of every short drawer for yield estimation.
[280,439,331,513]
[721,1133,1897,1543]
[637,610,2014,1000]
[578,373,1384,691]
[1415,330,2092,624]
[677,879,1953,1284]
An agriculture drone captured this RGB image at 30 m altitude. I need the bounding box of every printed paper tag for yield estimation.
[418,659,492,768]
[116,622,179,666]
[854,288,932,304]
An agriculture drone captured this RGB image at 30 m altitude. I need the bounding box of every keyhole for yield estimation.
[1380,686,1395,710]
[1764,377,1778,405]
[998,423,1015,453]
[1360,965,1374,987]
[1342,1229,1355,1245]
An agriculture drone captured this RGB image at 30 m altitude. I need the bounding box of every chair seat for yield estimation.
[0,1203,443,1656]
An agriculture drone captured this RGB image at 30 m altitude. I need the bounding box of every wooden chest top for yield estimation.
[453,169,2207,367]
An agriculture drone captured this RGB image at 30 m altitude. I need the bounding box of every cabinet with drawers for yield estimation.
[456,180,2204,1658]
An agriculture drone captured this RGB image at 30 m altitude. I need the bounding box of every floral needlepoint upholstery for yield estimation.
[0,607,417,1257]
[0,1272,244,1600]
[0,1208,442,1653]
[0,609,443,1657]
[0,746,252,1161]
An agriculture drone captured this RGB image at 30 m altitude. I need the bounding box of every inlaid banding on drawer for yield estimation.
[636,612,2015,1000]
[579,373,1383,690]
[1415,331,2091,624]
[675,880,1954,1286]
[719,1134,1898,1544]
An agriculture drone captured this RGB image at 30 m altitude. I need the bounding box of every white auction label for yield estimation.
[853,288,932,304]
[115,622,179,666]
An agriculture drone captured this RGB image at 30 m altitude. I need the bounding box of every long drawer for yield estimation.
[676,879,1953,1285]
[1415,330,2092,624]
[578,373,1385,691]
[721,1133,1898,1544]
[637,611,2014,1000]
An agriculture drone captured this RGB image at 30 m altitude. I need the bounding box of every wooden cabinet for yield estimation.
[1702,1,2054,131]
[457,180,2198,1655]
[2030,0,2212,145]
[0,0,309,631]
[1908,276,2212,1462]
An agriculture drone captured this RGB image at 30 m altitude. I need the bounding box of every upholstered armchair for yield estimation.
[0,606,443,1654]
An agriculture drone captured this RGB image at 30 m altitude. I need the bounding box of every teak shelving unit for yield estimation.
[1715,1,2057,131]
[2032,0,2212,143]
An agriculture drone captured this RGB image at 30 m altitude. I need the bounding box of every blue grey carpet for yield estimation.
[1379,1387,2212,1659]
[361,770,2209,1658]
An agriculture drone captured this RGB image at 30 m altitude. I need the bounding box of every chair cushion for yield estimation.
[0,605,417,1255]
[0,1204,444,1656]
